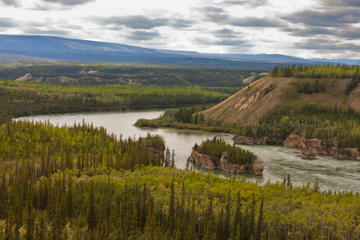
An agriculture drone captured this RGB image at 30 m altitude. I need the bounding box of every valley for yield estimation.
[2,0,360,238]
[2,63,360,239]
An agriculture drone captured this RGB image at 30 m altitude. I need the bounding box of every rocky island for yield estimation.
[188,137,264,175]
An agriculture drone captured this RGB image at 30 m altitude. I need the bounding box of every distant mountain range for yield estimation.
[0,35,359,69]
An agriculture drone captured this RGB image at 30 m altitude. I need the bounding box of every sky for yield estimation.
[0,0,359,59]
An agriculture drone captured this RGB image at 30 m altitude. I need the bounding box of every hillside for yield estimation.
[204,75,360,125]
[0,80,227,117]
[0,62,260,87]
[0,35,358,69]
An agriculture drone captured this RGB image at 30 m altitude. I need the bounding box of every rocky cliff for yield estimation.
[233,133,360,161]
[283,134,360,160]
[188,149,264,175]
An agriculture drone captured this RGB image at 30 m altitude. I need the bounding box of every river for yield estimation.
[18,111,360,192]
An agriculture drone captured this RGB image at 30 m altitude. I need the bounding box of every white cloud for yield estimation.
[0,0,358,59]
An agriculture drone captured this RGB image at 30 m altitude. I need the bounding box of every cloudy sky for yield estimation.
[0,0,359,59]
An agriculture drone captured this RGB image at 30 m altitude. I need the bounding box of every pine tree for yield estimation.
[233,192,242,239]
[66,175,73,219]
[256,198,264,240]
[165,148,171,167]
[224,193,231,240]
[171,150,175,168]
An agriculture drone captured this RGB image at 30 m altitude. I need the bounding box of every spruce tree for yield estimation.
[168,179,175,236]
[87,182,97,231]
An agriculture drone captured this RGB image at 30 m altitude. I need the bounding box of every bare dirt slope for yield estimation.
[204,76,360,125]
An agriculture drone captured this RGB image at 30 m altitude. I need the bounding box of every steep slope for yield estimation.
[203,76,360,125]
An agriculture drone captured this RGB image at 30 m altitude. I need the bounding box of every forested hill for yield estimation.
[204,65,360,125]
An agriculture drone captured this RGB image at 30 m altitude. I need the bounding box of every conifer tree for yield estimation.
[87,182,97,231]
[168,179,175,236]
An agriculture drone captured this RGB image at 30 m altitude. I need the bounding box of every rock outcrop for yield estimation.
[234,136,267,145]
[187,150,217,170]
[283,134,360,160]
[188,149,264,175]
[15,73,43,82]
[16,73,33,82]
[297,149,317,160]
[283,134,305,148]
[233,133,360,161]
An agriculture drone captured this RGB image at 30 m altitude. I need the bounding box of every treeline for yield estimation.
[195,137,256,165]
[0,62,258,87]
[271,64,360,79]
[0,120,166,173]
[0,80,227,117]
[272,65,360,95]
[135,105,241,133]
[345,69,360,95]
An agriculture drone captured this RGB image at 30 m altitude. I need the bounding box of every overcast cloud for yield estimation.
[0,0,359,59]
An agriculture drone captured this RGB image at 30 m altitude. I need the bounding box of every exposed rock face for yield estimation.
[15,73,43,82]
[187,150,217,170]
[283,134,305,148]
[234,136,267,145]
[16,73,33,82]
[234,133,360,161]
[284,134,360,160]
[188,149,264,176]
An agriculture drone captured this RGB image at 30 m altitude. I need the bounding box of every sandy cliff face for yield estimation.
[188,149,264,175]
[204,76,360,125]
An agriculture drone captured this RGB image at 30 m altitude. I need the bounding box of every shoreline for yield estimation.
[137,120,360,162]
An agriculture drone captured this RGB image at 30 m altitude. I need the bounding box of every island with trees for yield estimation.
[188,137,264,175]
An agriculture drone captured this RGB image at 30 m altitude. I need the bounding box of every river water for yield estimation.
[18,111,360,192]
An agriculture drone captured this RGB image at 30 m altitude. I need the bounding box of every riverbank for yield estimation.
[18,110,360,192]
[0,80,227,118]
[138,120,360,162]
